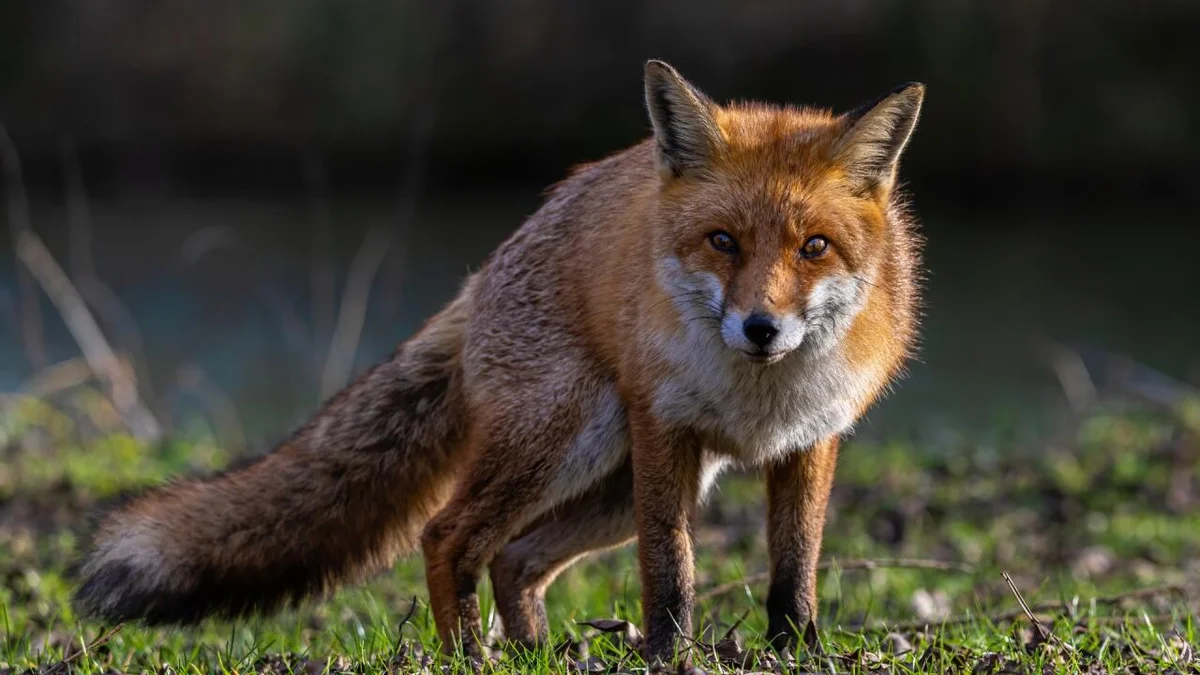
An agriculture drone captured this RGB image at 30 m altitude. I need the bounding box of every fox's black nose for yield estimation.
[743,314,780,349]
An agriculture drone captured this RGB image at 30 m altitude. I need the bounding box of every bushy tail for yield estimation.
[73,278,477,624]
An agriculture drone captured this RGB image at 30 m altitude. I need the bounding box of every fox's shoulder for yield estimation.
[459,139,672,385]
[540,140,660,211]
[478,139,663,281]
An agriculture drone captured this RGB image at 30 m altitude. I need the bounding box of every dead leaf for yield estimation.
[912,588,952,622]
[885,631,913,655]
[1164,629,1195,664]
[569,656,608,673]
[1071,546,1115,577]
[577,618,643,647]
[713,635,745,666]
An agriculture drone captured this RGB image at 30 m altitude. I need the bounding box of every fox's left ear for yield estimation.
[834,83,925,196]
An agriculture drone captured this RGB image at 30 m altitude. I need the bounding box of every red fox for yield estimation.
[75,61,924,664]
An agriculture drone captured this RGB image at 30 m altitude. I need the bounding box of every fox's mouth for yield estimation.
[741,349,788,365]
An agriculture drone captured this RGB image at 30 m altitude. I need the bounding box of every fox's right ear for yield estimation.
[644,60,724,179]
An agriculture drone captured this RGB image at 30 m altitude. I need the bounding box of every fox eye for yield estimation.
[800,235,829,259]
[708,231,738,254]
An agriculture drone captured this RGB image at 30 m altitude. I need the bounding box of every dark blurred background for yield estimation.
[1,1,1197,449]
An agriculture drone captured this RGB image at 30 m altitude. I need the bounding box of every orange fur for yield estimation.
[74,61,925,667]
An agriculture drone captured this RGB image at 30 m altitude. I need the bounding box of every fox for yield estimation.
[74,60,924,665]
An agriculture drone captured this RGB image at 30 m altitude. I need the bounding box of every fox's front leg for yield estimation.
[629,408,703,665]
[764,437,839,651]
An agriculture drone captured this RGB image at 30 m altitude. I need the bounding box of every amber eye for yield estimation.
[800,235,829,259]
[708,230,738,254]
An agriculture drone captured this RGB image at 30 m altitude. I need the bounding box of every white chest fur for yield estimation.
[650,316,879,467]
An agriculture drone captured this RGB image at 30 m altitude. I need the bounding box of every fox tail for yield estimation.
[73,278,477,623]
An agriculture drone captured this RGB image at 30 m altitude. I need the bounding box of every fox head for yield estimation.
[645,60,923,364]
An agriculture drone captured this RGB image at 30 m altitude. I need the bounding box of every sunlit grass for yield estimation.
[2,399,1198,672]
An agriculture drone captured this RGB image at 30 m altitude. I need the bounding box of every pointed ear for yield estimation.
[644,60,724,179]
[834,82,925,196]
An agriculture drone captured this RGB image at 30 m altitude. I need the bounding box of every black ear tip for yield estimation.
[892,82,926,98]
[644,59,673,80]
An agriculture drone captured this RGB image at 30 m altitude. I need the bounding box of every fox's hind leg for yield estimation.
[489,459,636,647]
[421,431,555,661]
[420,384,618,662]
[489,451,731,649]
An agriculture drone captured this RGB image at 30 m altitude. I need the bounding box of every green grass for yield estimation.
[2,397,1200,673]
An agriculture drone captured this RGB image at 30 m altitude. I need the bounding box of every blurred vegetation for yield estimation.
[0,1,1197,195]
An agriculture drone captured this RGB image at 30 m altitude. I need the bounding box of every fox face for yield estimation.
[656,165,884,363]
[646,61,923,365]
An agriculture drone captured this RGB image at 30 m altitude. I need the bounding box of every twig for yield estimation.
[174,364,246,452]
[316,109,433,400]
[1087,582,1190,609]
[1003,570,1052,643]
[679,633,717,667]
[1081,613,1191,627]
[398,596,420,632]
[14,228,162,441]
[60,137,160,417]
[843,611,1194,641]
[376,107,435,321]
[319,226,393,399]
[43,623,123,675]
[696,558,974,603]
[722,609,751,641]
[1103,350,1199,409]
[0,121,45,368]
[392,596,419,643]
[390,597,422,661]
[18,357,93,398]
[60,136,95,282]
[825,558,975,573]
[862,581,1189,633]
[258,285,314,360]
[1039,340,1097,414]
